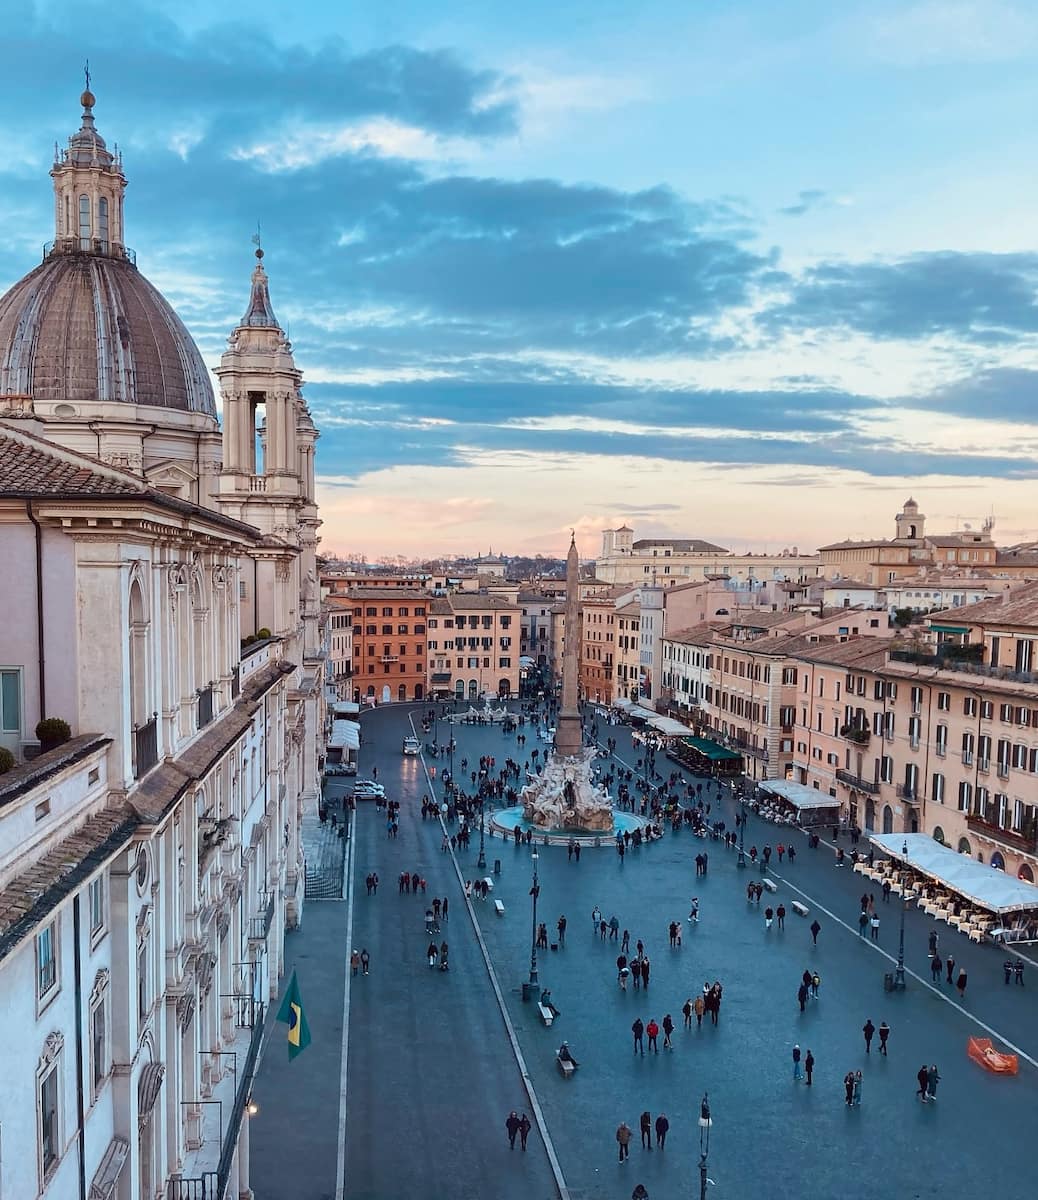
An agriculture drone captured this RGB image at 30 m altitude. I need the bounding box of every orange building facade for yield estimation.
[347,588,429,703]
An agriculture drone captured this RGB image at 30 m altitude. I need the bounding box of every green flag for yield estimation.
[275,969,311,1060]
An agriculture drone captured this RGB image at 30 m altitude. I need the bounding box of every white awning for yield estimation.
[647,715,694,737]
[327,719,361,750]
[870,833,1038,915]
[612,698,633,710]
[758,779,841,811]
[332,701,360,715]
[629,705,658,722]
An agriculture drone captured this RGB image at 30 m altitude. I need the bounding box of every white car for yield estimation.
[402,736,421,756]
[352,780,386,800]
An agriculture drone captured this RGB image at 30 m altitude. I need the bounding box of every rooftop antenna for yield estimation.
[251,223,263,258]
[84,59,91,93]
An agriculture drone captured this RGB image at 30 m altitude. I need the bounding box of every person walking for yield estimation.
[621,929,631,954]
[662,1013,674,1049]
[792,1043,803,1080]
[765,906,774,930]
[1004,958,1015,984]
[641,956,651,990]
[506,1111,520,1149]
[631,958,642,990]
[616,1121,632,1162]
[427,941,439,968]
[930,953,943,983]
[350,950,360,976]
[1014,959,1025,985]
[640,1111,652,1150]
[844,1071,855,1106]
[810,919,821,945]
[798,981,809,1012]
[878,1021,890,1055]
[811,972,821,999]
[857,909,869,937]
[655,1113,669,1149]
[632,1018,645,1055]
[917,1064,930,1101]
[956,969,968,998]
[945,953,954,984]
[926,1064,941,1102]
[592,905,602,932]
[863,1019,876,1054]
[805,1049,814,1085]
[360,948,370,975]
[646,1018,660,1053]
[558,915,567,946]
[682,997,693,1029]
[853,1070,863,1106]
[519,1113,531,1150]
[693,992,706,1027]
[777,904,786,930]
[870,913,880,941]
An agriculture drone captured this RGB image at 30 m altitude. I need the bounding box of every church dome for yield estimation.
[0,86,216,419]
[0,253,216,416]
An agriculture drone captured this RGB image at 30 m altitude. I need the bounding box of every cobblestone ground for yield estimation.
[254,701,1037,1200]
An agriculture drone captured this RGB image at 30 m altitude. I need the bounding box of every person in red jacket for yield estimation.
[646,1018,660,1053]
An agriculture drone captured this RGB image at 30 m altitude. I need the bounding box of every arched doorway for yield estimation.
[414,684,424,701]
[864,798,876,832]
[933,826,945,845]
[990,851,1005,871]
[957,836,971,855]
[1018,863,1034,882]
[498,678,510,696]
[381,685,391,704]
[366,685,375,698]
[397,684,406,702]
[468,679,478,700]
[881,805,893,834]
[454,679,465,698]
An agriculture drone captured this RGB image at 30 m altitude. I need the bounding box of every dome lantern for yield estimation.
[49,77,128,260]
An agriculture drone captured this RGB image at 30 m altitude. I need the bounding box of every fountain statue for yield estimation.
[520,533,615,833]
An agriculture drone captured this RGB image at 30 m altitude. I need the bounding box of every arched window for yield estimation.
[79,195,91,247]
[128,578,149,729]
[1018,864,1034,883]
[468,679,478,700]
[65,194,71,236]
[98,197,109,250]
[957,836,971,855]
[881,805,893,834]
[932,826,945,845]
[990,851,1005,871]
[454,680,465,697]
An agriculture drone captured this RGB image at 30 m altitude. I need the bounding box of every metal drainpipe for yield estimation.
[72,895,88,1200]
[25,501,46,722]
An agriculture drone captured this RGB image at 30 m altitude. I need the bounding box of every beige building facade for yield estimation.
[427,594,521,699]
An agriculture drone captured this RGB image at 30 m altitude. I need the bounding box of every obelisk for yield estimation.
[554,533,583,758]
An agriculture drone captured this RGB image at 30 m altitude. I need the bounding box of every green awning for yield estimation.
[680,736,742,761]
[431,673,452,682]
[931,625,969,635]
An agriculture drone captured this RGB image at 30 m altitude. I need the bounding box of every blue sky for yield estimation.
[3,0,1038,556]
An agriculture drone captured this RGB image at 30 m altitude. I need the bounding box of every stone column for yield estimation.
[237,1108,254,1200]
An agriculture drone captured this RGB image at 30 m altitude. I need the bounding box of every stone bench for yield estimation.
[762,877,777,892]
[791,901,809,917]
[538,1003,555,1027]
[494,899,505,916]
[556,1054,574,1077]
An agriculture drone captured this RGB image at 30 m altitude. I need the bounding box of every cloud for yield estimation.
[779,189,829,217]
[772,251,1038,341]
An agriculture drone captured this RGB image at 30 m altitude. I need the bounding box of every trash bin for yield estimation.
[883,972,894,992]
[493,858,501,875]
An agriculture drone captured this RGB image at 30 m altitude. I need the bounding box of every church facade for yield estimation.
[0,88,324,1200]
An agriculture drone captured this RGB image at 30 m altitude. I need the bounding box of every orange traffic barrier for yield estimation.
[968,1037,1018,1075]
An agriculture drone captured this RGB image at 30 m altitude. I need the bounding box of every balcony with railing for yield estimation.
[896,782,919,804]
[133,716,158,780]
[835,769,880,795]
[839,723,871,746]
[249,894,275,943]
[967,810,1038,853]
[170,999,265,1200]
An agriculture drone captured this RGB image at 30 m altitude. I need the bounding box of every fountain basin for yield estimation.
[487,805,649,846]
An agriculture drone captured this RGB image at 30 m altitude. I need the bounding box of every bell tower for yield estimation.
[895,497,925,541]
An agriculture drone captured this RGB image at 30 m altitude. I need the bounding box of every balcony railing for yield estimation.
[967,813,1038,853]
[835,769,880,795]
[197,686,215,730]
[248,895,275,943]
[839,724,871,745]
[134,716,158,780]
[167,1174,219,1200]
[896,783,918,803]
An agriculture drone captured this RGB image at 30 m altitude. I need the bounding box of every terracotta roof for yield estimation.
[0,804,138,961]
[0,422,261,539]
[664,622,720,646]
[0,735,111,810]
[631,538,729,554]
[792,638,891,672]
[0,425,145,497]
[344,588,431,600]
[930,583,1038,630]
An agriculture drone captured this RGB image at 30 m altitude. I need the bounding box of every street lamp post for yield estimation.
[737,794,747,869]
[477,793,487,870]
[894,838,908,989]
[527,849,540,998]
[698,1093,712,1200]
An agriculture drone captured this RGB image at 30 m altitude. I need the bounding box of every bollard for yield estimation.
[493,859,501,875]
